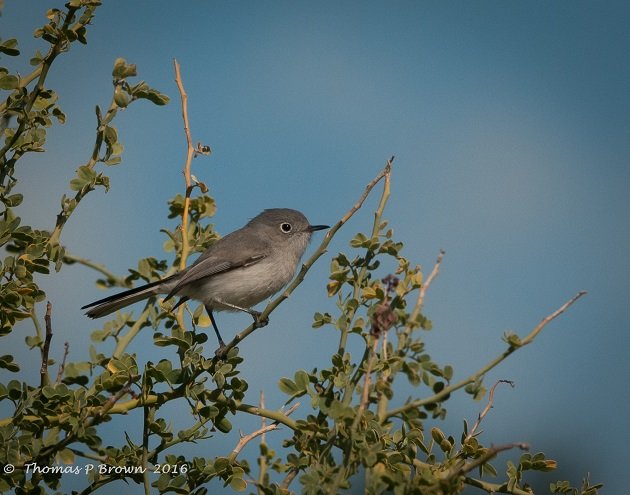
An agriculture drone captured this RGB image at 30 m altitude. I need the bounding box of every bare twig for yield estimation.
[173,59,195,330]
[465,379,514,442]
[173,59,212,330]
[229,403,299,461]
[141,369,152,495]
[280,468,299,490]
[386,291,587,419]
[259,391,267,435]
[55,342,70,384]
[257,391,268,494]
[338,157,393,359]
[40,302,53,387]
[410,249,445,326]
[231,424,280,460]
[358,337,380,418]
[520,290,587,345]
[173,58,194,266]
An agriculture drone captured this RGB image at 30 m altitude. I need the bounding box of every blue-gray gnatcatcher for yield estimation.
[82,208,329,348]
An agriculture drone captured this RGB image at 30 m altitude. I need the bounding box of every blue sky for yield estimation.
[3,1,629,493]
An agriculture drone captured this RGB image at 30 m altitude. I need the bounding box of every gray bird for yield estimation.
[82,208,329,348]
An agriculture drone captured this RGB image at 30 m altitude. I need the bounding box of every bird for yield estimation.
[82,208,329,348]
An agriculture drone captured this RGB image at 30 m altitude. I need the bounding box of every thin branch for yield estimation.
[63,252,129,287]
[40,302,53,388]
[173,59,212,332]
[141,369,152,495]
[0,66,42,115]
[257,391,268,494]
[260,391,267,435]
[112,305,152,359]
[386,291,587,419]
[228,403,299,461]
[520,290,587,345]
[236,403,299,430]
[0,5,82,161]
[464,475,534,495]
[48,103,117,246]
[343,346,370,406]
[173,59,195,330]
[173,58,194,273]
[150,418,213,458]
[219,156,394,357]
[55,342,69,384]
[408,249,445,328]
[357,337,379,420]
[339,157,393,356]
[230,425,279,461]
[280,468,299,490]
[376,331,390,422]
[465,379,514,442]
[94,374,140,420]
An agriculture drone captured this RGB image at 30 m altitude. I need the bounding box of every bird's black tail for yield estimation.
[82,276,174,318]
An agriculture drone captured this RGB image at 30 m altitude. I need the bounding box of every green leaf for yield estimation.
[104,125,118,145]
[0,38,20,56]
[3,193,24,207]
[69,165,96,191]
[58,448,75,464]
[213,371,225,388]
[30,49,44,66]
[215,417,232,433]
[0,355,20,372]
[41,383,71,400]
[229,477,247,492]
[0,74,18,90]
[52,106,66,123]
[278,377,298,396]
[294,370,310,392]
[312,312,332,328]
[350,232,369,248]
[104,155,122,166]
[130,82,170,105]
[481,462,497,477]
[443,365,453,381]
[430,427,445,444]
[25,335,43,348]
[112,58,137,79]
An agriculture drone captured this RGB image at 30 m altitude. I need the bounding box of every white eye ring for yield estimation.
[280,222,292,233]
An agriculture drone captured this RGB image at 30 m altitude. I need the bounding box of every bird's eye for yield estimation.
[280,222,292,233]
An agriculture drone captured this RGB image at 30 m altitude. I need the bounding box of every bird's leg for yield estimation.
[213,298,269,328]
[204,305,226,350]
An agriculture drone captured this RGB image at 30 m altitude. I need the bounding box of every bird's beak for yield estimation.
[307,224,329,232]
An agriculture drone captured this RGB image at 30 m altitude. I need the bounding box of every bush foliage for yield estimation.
[0,3,601,494]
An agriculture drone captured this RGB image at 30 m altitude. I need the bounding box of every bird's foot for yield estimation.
[250,310,269,328]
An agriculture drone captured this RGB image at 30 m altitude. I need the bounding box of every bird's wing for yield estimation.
[164,229,268,300]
